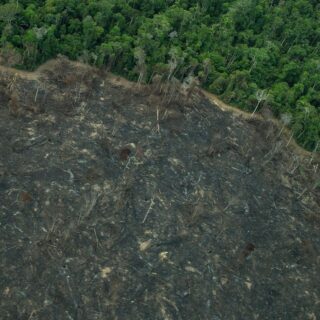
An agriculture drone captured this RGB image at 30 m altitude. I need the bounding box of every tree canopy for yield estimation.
[0,0,319,150]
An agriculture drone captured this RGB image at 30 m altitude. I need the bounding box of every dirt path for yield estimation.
[0,64,38,81]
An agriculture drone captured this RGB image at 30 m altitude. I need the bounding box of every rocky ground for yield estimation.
[0,58,319,320]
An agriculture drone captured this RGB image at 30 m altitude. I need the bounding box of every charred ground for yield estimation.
[0,58,319,320]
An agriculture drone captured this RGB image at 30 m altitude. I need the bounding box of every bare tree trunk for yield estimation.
[251,90,268,117]
[251,100,261,117]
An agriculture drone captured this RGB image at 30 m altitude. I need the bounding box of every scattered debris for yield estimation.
[0,58,319,319]
[100,267,112,279]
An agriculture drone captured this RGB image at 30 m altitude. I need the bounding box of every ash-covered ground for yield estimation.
[0,58,319,320]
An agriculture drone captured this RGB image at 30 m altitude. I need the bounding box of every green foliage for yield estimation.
[0,1,21,24]
[0,0,319,150]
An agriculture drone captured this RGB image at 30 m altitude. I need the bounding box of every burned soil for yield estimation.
[0,58,319,320]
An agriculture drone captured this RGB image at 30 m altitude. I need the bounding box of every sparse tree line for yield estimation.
[0,0,319,151]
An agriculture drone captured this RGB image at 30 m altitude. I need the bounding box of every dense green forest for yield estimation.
[0,0,319,151]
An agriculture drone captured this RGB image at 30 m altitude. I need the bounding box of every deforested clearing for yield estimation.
[0,58,319,319]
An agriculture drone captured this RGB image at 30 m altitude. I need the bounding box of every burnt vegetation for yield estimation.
[0,59,319,319]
